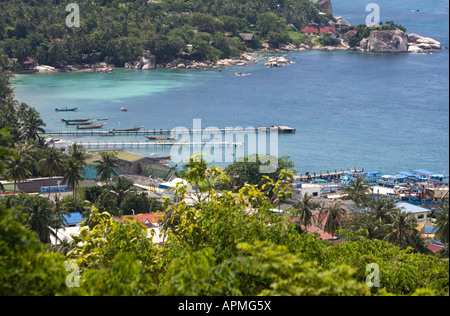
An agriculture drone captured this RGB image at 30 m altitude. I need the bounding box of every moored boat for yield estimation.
[151,155,172,160]
[146,136,176,140]
[76,123,106,129]
[110,126,144,132]
[61,118,92,122]
[65,120,95,125]
[55,107,78,112]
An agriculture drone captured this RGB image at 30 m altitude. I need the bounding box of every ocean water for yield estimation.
[11,0,449,176]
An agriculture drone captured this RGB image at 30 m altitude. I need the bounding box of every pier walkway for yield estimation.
[39,126,296,137]
[76,141,244,149]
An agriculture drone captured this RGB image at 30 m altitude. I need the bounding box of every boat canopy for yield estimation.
[367,171,381,175]
[413,169,438,176]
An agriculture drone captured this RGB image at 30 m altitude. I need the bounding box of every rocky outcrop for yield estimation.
[264,56,292,68]
[317,0,332,14]
[34,65,58,73]
[407,33,442,53]
[365,30,409,53]
[125,50,156,70]
[359,29,442,54]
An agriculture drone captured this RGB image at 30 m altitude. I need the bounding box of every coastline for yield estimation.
[21,31,445,75]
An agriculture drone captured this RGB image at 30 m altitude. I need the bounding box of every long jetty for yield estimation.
[76,141,244,150]
[294,169,362,181]
[39,126,296,137]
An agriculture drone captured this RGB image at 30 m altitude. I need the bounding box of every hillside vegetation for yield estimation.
[0,0,332,69]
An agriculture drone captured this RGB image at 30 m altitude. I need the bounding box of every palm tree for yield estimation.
[21,195,55,244]
[20,107,46,142]
[292,193,319,232]
[5,155,32,194]
[94,151,119,186]
[343,176,371,207]
[320,200,347,242]
[69,142,87,162]
[434,204,449,244]
[63,158,85,212]
[370,197,397,226]
[110,176,136,206]
[38,147,64,197]
[384,210,420,250]
[51,194,70,245]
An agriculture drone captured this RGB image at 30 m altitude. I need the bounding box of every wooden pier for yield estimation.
[39,125,296,137]
[294,169,362,181]
[76,141,244,149]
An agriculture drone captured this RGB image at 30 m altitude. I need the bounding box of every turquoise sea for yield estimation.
[11,0,449,175]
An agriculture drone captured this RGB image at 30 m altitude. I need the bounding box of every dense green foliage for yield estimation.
[0,0,326,68]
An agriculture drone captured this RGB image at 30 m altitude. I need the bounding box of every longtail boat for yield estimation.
[65,120,95,125]
[61,118,92,122]
[110,126,144,132]
[55,107,78,112]
[76,123,106,129]
[146,136,176,140]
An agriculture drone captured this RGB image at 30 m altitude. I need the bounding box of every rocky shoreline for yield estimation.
[26,30,444,74]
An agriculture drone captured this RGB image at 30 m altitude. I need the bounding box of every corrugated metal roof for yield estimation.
[397,202,430,214]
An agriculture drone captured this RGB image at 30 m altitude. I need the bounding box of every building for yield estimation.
[115,213,165,245]
[239,33,255,47]
[301,26,319,36]
[397,202,431,223]
[291,183,321,199]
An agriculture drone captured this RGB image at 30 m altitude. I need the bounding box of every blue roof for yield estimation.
[367,171,381,175]
[413,169,438,176]
[397,202,430,214]
[62,212,83,226]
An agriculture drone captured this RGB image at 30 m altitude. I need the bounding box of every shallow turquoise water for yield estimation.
[11,0,449,176]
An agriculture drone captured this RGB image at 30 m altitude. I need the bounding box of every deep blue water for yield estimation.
[11,0,449,176]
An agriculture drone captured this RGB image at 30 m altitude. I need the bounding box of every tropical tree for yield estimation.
[370,197,397,225]
[20,107,46,142]
[38,146,64,197]
[343,176,371,207]
[20,194,55,244]
[5,155,32,194]
[434,204,449,245]
[63,158,86,211]
[110,176,136,206]
[383,210,423,251]
[94,151,119,186]
[320,200,347,242]
[291,193,319,232]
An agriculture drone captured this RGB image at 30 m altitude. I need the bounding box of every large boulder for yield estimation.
[317,0,332,14]
[407,33,442,53]
[127,50,156,70]
[365,30,409,53]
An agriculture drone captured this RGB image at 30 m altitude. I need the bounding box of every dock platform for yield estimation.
[39,126,296,137]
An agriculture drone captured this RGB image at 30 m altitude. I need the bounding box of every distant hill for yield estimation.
[0,0,330,69]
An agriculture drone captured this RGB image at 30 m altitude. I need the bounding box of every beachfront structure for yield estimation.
[292,183,321,199]
[397,202,431,224]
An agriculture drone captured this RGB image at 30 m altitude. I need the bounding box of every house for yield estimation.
[397,202,431,223]
[239,33,255,47]
[291,183,321,199]
[319,26,336,38]
[86,150,166,177]
[22,57,37,71]
[301,26,319,36]
[115,213,165,245]
[346,30,358,37]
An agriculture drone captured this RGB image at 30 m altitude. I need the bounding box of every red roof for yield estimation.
[320,26,336,33]
[346,30,357,35]
[426,243,445,253]
[116,213,164,227]
[301,27,319,34]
